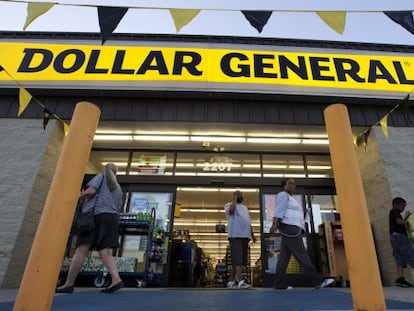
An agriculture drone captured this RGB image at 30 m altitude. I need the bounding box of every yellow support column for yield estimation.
[324,104,386,310]
[14,102,101,311]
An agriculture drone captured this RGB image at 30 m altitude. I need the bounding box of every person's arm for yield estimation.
[79,174,102,199]
[228,193,238,215]
[270,192,288,233]
[250,225,256,243]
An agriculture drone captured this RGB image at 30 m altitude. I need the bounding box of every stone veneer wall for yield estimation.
[357,126,414,286]
[0,119,63,288]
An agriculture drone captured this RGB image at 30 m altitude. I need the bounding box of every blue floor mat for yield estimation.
[1,288,414,311]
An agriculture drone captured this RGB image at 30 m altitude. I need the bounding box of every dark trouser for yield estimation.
[274,223,324,288]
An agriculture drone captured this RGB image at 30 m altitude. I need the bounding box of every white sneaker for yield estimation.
[317,278,335,289]
[227,280,236,288]
[237,279,251,289]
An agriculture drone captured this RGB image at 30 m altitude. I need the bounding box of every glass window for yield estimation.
[88,151,130,175]
[310,195,338,232]
[262,154,305,178]
[175,152,261,177]
[306,155,333,178]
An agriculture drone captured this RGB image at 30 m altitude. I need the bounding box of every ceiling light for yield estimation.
[247,137,301,144]
[302,139,329,145]
[191,131,245,136]
[307,165,331,170]
[174,172,197,176]
[218,188,258,192]
[133,135,189,141]
[190,136,246,143]
[136,130,189,135]
[177,187,219,192]
[197,172,241,177]
[309,174,330,178]
[263,164,288,169]
[94,135,133,141]
[289,165,304,169]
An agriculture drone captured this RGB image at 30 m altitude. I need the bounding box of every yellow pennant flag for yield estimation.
[316,11,346,34]
[379,114,389,139]
[23,2,55,30]
[18,87,32,117]
[169,9,201,32]
[63,122,70,137]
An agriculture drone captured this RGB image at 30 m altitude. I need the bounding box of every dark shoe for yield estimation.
[101,281,124,294]
[396,277,414,287]
[55,285,74,293]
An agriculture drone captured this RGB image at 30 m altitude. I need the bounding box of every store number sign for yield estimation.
[203,156,233,172]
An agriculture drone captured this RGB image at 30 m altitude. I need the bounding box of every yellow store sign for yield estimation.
[1,41,414,98]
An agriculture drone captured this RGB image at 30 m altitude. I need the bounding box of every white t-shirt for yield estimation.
[274,191,304,229]
[224,202,252,238]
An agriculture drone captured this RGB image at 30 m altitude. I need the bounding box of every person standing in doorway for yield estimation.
[224,190,256,289]
[270,178,334,289]
[56,163,124,294]
[389,197,414,287]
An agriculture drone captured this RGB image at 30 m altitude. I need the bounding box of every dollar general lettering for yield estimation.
[1,42,414,94]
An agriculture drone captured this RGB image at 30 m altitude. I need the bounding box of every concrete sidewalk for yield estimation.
[1,287,414,311]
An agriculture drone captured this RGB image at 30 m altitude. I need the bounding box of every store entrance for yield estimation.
[169,186,261,287]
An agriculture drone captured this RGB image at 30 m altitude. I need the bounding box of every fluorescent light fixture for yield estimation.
[133,135,189,141]
[195,163,240,168]
[307,165,332,170]
[176,163,195,167]
[94,135,133,141]
[242,164,260,168]
[240,173,262,177]
[136,130,189,135]
[218,188,258,192]
[174,172,197,176]
[197,172,241,177]
[177,187,219,192]
[191,131,245,136]
[247,137,301,144]
[309,174,330,178]
[190,136,246,143]
[302,139,329,145]
[288,165,304,169]
[263,164,288,169]
[263,173,306,178]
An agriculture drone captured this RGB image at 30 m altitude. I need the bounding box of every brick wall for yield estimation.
[0,119,63,288]
[358,126,414,285]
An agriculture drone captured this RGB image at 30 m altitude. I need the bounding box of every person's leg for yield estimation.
[288,235,324,286]
[274,237,292,289]
[397,265,405,279]
[99,247,122,287]
[58,244,90,288]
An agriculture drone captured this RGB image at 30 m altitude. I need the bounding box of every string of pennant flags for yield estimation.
[353,93,412,152]
[0,65,70,134]
[1,0,414,44]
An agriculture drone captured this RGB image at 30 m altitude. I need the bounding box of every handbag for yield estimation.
[74,175,104,234]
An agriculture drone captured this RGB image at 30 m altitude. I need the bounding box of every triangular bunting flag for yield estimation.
[353,136,358,149]
[363,129,371,152]
[97,6,129,45]
[43,108,51,130]
[379,114,389,139]
[241,11,272,33]
[0,65,4,72]
[23,2,55,31]
[384,11,414,35]
[356,133,365,150]
[169,9,201,32]
[18,87,32,117]
[316,12,346,34]
[63,122,70,137]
